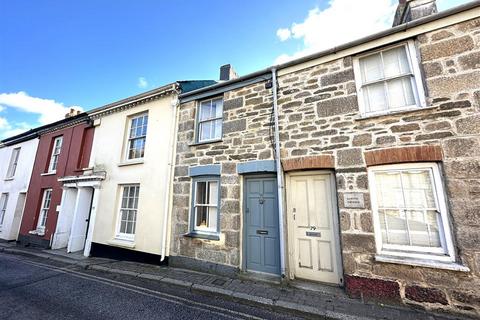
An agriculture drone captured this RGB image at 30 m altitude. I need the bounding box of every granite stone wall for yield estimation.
[170,17,480,316]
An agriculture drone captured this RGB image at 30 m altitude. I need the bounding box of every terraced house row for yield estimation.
[1,0,479,316]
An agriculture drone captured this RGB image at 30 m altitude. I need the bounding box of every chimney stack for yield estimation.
[219,64,239,81]
[392,0,438,27]
[65,108,81,118]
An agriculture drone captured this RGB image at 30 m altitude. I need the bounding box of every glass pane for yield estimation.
[427,210,442,247]
[213,119,222,139]
[361,53,383,82]
[121,210,128,220]
[213,99,223,118]
[383,46,410,78]
[208,181,218,206]
[364,83,387,113]
[196,182,207,204]
[380,209,409,245]
[120,221,126,233]
[402,170,436,208]
[387,77,415,108]
[199,101,212,121]
[375,172,403,208]
[196,206,208,227]
[129,186,136,198]
[126,221,132,234]
[208,207,217,230]
[131,221,136,234]
[199,122,212,141]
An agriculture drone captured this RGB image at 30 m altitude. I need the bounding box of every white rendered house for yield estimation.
[0,132,39,241]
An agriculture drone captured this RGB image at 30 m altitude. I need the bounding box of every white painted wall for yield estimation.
[0,138,39,240]
[89,95,175,256]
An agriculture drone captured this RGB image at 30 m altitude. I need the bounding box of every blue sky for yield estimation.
[0,0,468,138]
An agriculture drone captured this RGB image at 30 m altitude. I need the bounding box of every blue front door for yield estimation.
[245,177,280,275]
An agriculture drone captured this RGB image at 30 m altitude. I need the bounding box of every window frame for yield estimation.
[115,184,140,242]
[6,147,21,179]
[48,136,63,173]
[124,112,148,161]
[353,40,426,117]
[37,188,53,233]
[368,162,456,263]
[189,176,221,237]
[195,97,224,143]
[0,193,9,227]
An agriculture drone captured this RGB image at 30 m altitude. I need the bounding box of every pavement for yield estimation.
[0,241,470,320]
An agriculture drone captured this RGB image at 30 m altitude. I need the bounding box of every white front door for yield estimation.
[68,188,93,253]
[287,172,342,284]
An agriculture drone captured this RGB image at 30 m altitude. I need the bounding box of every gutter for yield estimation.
[271,68,287,278]
[179,0,480,100]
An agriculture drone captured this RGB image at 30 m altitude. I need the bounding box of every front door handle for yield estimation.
[256,230,268,235]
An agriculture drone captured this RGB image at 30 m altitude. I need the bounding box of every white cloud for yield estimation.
[275,0,397,64]
[0,91,83,125]
[0,117,33,139]
[276,28,291,41]
[138,77,148,88]
[0,117,8,130]
[0,122,33,139]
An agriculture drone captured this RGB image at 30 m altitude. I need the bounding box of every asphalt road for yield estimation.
[0,253,303,320]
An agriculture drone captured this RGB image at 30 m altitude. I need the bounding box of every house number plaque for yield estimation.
[344,193,365,208]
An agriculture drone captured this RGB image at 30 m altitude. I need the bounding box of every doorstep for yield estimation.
[0,244,468,320]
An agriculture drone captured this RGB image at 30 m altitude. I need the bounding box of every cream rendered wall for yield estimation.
[90,95,175,255]
[0,138,39,240]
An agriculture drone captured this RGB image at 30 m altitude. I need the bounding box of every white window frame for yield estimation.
[190,177,220,235]
[353,41,426,117]
[6,148,21,179]
[368,162,456,263]
[196,97,223,143]
[37,189,52,234]
[115,184,140,241]
[125,113,148,161]
[48,136,63,173]
[0,193,9,227]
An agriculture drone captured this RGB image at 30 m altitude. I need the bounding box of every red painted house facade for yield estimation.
[18,113,94,248]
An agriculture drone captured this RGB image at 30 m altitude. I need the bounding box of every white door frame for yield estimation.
[285,170,344,285]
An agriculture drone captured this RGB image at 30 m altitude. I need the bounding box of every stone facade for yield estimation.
[170,17,480,316]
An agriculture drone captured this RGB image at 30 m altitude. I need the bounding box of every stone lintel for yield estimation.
[364,145,443,166]
[282,155,335,172]
[189,164,221,177]
[237,160,276,174]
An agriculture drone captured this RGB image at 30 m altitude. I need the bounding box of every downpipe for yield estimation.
[271,68,287,278]
[160,85,180,262]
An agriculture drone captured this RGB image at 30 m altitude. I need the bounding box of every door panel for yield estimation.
[288,173,341,284]
[245,177,280,275]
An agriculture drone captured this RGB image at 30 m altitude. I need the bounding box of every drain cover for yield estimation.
[212,279,227,286]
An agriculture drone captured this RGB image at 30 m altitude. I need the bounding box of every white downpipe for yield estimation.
[271,68,286,278]
[160,87,180,262]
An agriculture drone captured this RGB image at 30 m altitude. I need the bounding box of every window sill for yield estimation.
[117,159,144,167]
[107,238,136,248]
[189,139,223,147]
[354,105,434,121]
[184,232,220,241]
[28,229,45,237]
[375,254,470,272]
[41,172,56,176]
[3,177,14,181]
